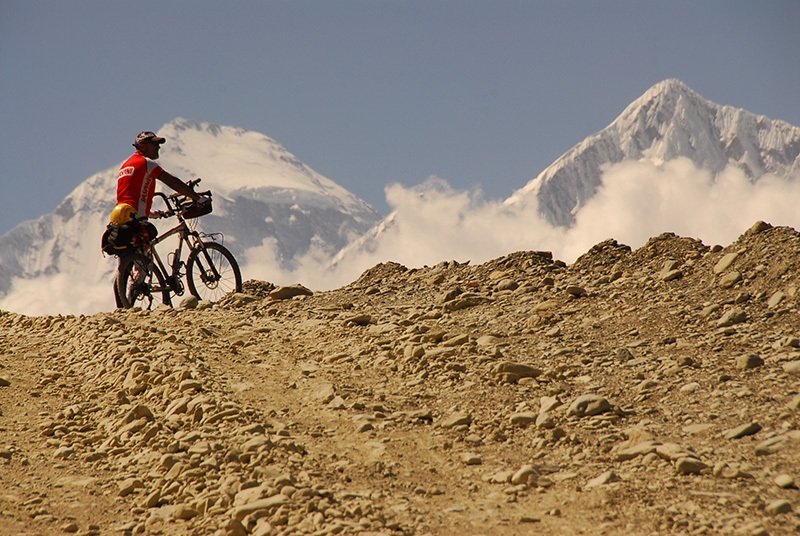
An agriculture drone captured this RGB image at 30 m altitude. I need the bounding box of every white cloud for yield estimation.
[0,273,113,317]
[566,158,800,258]
[251,159,800,292]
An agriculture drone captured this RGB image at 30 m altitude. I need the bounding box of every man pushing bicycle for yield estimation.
[111,130,208,307]
[117,130,207,219]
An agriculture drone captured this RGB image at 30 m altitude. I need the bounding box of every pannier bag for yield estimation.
[101,220,158,256]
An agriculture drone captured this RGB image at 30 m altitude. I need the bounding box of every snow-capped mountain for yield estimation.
[329,79,800,272]
[0,118,382,314]
[506,79,800,226]
[153,119,381,266]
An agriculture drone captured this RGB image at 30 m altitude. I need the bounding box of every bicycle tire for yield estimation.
[116,252,172,309]
[186,241,242,302]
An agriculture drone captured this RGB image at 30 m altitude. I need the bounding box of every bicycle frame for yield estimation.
[142,191,224,298]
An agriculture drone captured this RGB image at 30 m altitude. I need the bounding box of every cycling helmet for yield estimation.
[110,203,136,225]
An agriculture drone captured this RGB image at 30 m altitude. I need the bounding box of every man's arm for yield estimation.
[156,171,203,202]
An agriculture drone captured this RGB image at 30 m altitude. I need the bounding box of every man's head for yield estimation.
[133,131,166,159]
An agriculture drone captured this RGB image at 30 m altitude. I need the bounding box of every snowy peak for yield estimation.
[615,78,799,175]
[0,119,383,314]
[507,79,800,226]
[155,118,370,213]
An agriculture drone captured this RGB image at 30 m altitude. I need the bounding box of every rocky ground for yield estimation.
[1,220,799,536]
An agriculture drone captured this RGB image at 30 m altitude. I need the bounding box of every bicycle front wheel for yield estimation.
[116,253,172,309]
[186,241,242,302]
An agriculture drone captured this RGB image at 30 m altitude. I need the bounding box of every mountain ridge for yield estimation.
[505,78,800,226]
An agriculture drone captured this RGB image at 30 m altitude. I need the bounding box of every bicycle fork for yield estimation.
[167,248,185,295]
[195,246,223,285]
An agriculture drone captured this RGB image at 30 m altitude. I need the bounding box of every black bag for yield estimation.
[101,220,157,256]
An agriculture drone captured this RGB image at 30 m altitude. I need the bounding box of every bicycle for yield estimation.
[115,179,243,309]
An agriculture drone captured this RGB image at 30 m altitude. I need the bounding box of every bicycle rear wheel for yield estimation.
[186,241,242,302]
[116,252,172,309]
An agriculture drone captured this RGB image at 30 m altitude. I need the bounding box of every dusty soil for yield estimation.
[1,220,799,536]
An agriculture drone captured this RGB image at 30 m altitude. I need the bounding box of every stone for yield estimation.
[716,307,747,328]
[356,422,374,433]
[7,220,800,536]
[118,478,144,497]
[233,485,266,507]
[509,411,537,426]
[655,443,691,462]
[485,470,514,483]
[123,404,155,423]
[724,422,761,439]
[53,446,75,460]
[311,383,336,404]
[767,291,785,308]
[615,441,659,461]
[269,284,313,300]
[764,499,792,515]
[565,285,587,298]
[179,295,199,309]
[222,518,248,536]
[567,394,611,418]
[749,220,772,233]
[755,435,790,455]
[440,411,472,429]
[713,252,739,274]
[535,412,555,429]
[511,465,537,485]
[493,362,541,379]
[735,353,763,370]
[327,396,347,410]
[660,268,683,282]
[675,457,707,475]
[461,453,482,465]
[476,335,501,346]
[783,361,800,374]
[228,494,289,521]
[188,441,212,456]
[682,423,713,435]
[173,504,200,520]
[496,279,519,291]
[539,396,561,414]
[585,470,619,489]
[616,348,634,362]
[179,379,202,392]
[718,271,741,288]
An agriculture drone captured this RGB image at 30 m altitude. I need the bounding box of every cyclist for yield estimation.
[112,130,208,307]
[118,131,206,217]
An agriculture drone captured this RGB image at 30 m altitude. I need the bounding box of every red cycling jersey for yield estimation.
[116,151,164,217]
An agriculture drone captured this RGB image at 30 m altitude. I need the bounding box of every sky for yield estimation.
[1,1,799,237]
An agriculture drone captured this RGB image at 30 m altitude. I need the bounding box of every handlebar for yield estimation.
[151,178,212,219]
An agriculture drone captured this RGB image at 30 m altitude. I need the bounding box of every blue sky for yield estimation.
[1,1,799,235]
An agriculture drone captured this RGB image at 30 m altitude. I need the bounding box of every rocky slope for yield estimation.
[1,221,799,536]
